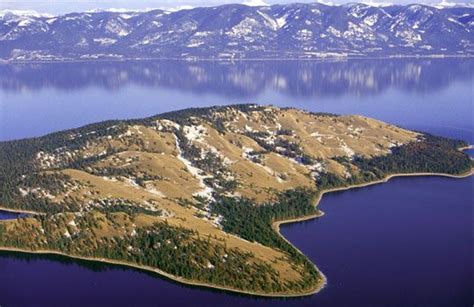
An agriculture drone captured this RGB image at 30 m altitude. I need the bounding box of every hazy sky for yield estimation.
[0,0,466,15]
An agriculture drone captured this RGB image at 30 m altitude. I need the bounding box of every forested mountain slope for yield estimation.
[1,3,473,61]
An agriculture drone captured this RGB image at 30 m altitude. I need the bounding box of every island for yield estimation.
[0,104,471,297]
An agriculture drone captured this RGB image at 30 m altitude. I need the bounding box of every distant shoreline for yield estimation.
[0,147,472,297]
[1,54,473,65]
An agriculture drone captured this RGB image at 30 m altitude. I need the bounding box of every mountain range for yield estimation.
[0,3,473,61]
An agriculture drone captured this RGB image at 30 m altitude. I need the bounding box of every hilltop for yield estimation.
[0,104,471,296]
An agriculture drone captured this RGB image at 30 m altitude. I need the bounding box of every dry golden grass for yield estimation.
[50,167,302,282]
[8,106,423,289]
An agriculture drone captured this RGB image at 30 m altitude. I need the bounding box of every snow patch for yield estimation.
[276,14,289,29]
[256,10,278,30]
[340,141,355,157]
[242,0,269,6]
[145,184,165,198]
[363,15,378,26]
[174,135,214,202]
[183,125,206,142]
[93,38,117,45]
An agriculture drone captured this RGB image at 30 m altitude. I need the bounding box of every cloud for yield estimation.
[242,0,269,6]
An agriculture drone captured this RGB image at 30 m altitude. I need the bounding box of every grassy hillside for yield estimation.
[0,104,471,296]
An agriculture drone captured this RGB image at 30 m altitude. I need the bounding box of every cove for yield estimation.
[0,175,471,306]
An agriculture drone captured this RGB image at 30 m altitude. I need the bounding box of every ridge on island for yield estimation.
[0,104,471,297]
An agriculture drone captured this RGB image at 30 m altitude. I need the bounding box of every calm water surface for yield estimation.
[1,58,472,142]
[0,58,472,306]
[0,210,24,220]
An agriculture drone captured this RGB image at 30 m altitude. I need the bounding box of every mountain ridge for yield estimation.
[0,3,472,61]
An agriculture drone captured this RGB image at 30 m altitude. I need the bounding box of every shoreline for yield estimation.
[458,145,474,152]
[0,206,42,215]
[270,168,473,297]
[0,246,319,298]
[0,168,472,297]
[1,54,473,65]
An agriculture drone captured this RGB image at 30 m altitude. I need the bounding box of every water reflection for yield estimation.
[0,58,472,98]
[0,58,472,142]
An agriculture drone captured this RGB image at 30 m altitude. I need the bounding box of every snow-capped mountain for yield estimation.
[0,3,472,61]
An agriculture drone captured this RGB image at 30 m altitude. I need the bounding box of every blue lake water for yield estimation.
[0,58,472,306]
[0,210,24,220]
[0,58,472,143]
